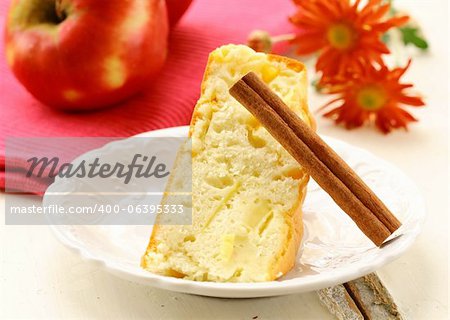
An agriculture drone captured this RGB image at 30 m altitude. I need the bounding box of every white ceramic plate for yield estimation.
[46,126,425,298]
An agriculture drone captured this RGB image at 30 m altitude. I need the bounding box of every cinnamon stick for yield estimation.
[241,72,401,233]
[229,72,401,246]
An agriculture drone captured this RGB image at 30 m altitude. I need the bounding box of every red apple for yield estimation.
[166,0,193,27]
[4,0,169,110]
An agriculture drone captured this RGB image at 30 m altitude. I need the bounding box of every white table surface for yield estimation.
[1,0,448,319]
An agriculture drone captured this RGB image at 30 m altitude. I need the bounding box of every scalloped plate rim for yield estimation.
[48,125,426,298]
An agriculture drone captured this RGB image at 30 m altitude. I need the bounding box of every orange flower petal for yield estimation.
[397,95,425,106]
[362,3,390,23]
[372,16,409,32]
[291,32,327,55]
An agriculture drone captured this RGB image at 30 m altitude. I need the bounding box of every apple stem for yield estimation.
[271,34,296,43]
[55,0,67,22]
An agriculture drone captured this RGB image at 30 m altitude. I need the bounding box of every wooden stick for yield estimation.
[317,285,364,320]
[318,273,404,320]
[229,73,401,246]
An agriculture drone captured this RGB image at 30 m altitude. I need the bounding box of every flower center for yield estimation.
[327,24,354,50]
[356,86,387,111]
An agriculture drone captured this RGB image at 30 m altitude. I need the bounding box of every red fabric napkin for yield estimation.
[0,0,297,191]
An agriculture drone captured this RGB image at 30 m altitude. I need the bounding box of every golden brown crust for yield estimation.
[188,51,216,138]
[269,174,309,279]
[267,54,305,73]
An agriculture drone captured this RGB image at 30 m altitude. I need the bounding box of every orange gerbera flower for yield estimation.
[289,0,409,82]
[320,60,425,133]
